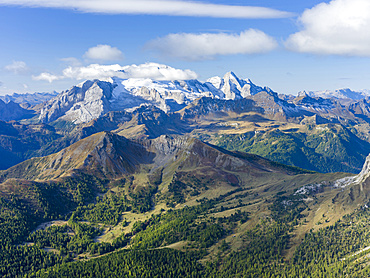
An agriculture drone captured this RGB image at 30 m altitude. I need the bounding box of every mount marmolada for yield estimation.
[3,71,370,277]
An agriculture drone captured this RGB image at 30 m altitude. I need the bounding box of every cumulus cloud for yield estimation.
[32,63,198,82]
[84,45,124,61]
[4,61,29,74]
[61,64,126,80]
[285,0,370,56]
[121,63,198,80]
[0,0,293,19]
[32,72,61,83]
[147,29,278,60]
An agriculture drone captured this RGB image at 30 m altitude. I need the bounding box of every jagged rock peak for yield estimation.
[37,70,275,124]
[223,71,239,81]
[39,80,114,124]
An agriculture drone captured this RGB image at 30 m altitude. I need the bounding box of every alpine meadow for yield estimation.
[2,0,370,277]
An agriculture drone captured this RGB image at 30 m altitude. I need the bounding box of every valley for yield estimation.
[0,130,366,277]
[2,73,370,277]
[3,0,370,275]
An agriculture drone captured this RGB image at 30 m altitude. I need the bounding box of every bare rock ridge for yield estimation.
[0,132,149,181]
[207,71,271,99]
[0,132,306,183]
[39,80,114,124]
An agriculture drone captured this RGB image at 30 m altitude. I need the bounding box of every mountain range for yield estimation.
[0,121,367,277]
[1,71,370,125]
[2,71,370,174]
[3,68,370,276]
[298,88,370,102]
[0,91,58,106]
[36,72,274,124]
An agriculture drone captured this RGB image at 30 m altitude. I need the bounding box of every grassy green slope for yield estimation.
[2,132,370,277]
[214,124,370,173]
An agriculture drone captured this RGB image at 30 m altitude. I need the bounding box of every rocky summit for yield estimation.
[36,72,271,124]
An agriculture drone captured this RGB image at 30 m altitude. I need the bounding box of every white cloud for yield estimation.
[4,61,29,74]
[0,81,3,86]
[0,0,293,19]
[62,64,125,80]
[33,63,198,82]
[84,45,124,61]
[147,29,278,60]
[285,0,370,56]
[32,72,61,83]
[122,63,198,80]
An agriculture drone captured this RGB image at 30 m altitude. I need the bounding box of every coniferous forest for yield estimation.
[1,169,370,277]
[4,0,370,277]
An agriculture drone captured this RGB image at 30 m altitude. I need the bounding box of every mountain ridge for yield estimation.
[37,72,273,124]
[2,70,370,126]
[1,129,317,204]
[2,95,370,276]
[0,91,58,106]
[2,69,370,175]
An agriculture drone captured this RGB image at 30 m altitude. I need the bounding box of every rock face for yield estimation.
[178,90,307,121]
[250,91,305,120]
[37,73,272,124]
[206,72,268,99]
[349,98,370,117]
[293,95,336,112]
[39,80,114,124]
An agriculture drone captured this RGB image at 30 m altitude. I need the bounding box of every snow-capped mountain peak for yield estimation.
[206,72,270,100]
[298,88,370,101]
[38,71,274,124]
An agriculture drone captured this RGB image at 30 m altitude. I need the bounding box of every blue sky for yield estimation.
[1,0,370,95]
